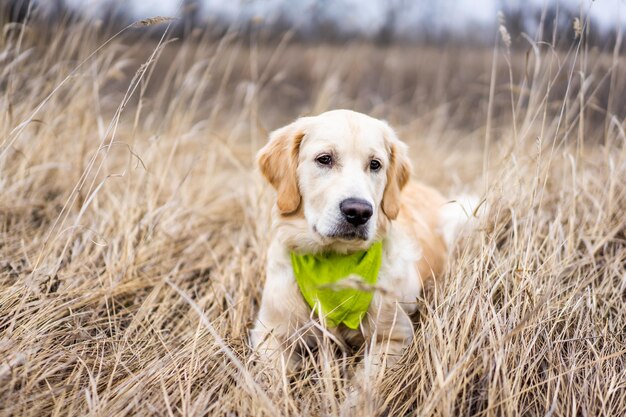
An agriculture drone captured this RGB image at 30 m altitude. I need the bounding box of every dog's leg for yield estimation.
[359,297,413,382]
[250,313,302,375]
[439,194,483,248]
[342,296,413,415]
[250,259,312,374]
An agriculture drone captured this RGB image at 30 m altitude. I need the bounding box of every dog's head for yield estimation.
[258,109,411,252]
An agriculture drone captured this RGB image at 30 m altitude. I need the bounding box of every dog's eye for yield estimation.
[369,159,382,171]
[316,154,333,166]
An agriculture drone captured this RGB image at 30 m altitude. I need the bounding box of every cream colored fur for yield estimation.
[251,110,477,384]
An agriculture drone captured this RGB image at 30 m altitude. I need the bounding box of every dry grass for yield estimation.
[1,14,625,417]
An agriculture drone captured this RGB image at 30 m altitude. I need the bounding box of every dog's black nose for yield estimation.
[340,198,373,226]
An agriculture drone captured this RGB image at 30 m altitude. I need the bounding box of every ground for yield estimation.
[1,18,625,416]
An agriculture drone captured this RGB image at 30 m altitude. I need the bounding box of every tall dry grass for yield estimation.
[1,12,625,417]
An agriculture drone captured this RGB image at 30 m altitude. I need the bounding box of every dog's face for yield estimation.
[258,110,411,251]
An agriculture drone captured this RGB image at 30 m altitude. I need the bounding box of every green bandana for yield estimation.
[290,241,383,329]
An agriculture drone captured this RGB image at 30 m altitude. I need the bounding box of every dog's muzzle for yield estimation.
[324,198,372,240]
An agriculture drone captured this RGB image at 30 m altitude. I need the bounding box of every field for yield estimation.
[1,16,625,417]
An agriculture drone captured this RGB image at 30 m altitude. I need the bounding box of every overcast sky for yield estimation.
[58,0,624,37]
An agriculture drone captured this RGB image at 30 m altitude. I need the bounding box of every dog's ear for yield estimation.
[257,120,306,215]
[382,127,412,220]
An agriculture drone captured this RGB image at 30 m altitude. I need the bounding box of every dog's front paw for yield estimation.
[251,334,302,376]
[341,385,379,417]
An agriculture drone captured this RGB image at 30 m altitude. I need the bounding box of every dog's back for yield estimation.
[397,182,481,289]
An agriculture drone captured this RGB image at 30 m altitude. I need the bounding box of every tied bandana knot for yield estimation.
[290,242,383,329]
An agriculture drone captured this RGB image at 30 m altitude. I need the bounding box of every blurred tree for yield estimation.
[376,0,403,45]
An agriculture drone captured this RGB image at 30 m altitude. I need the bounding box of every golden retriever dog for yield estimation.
[251,109,477,383]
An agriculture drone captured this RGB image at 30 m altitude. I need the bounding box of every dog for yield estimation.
[250,109,477,381]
